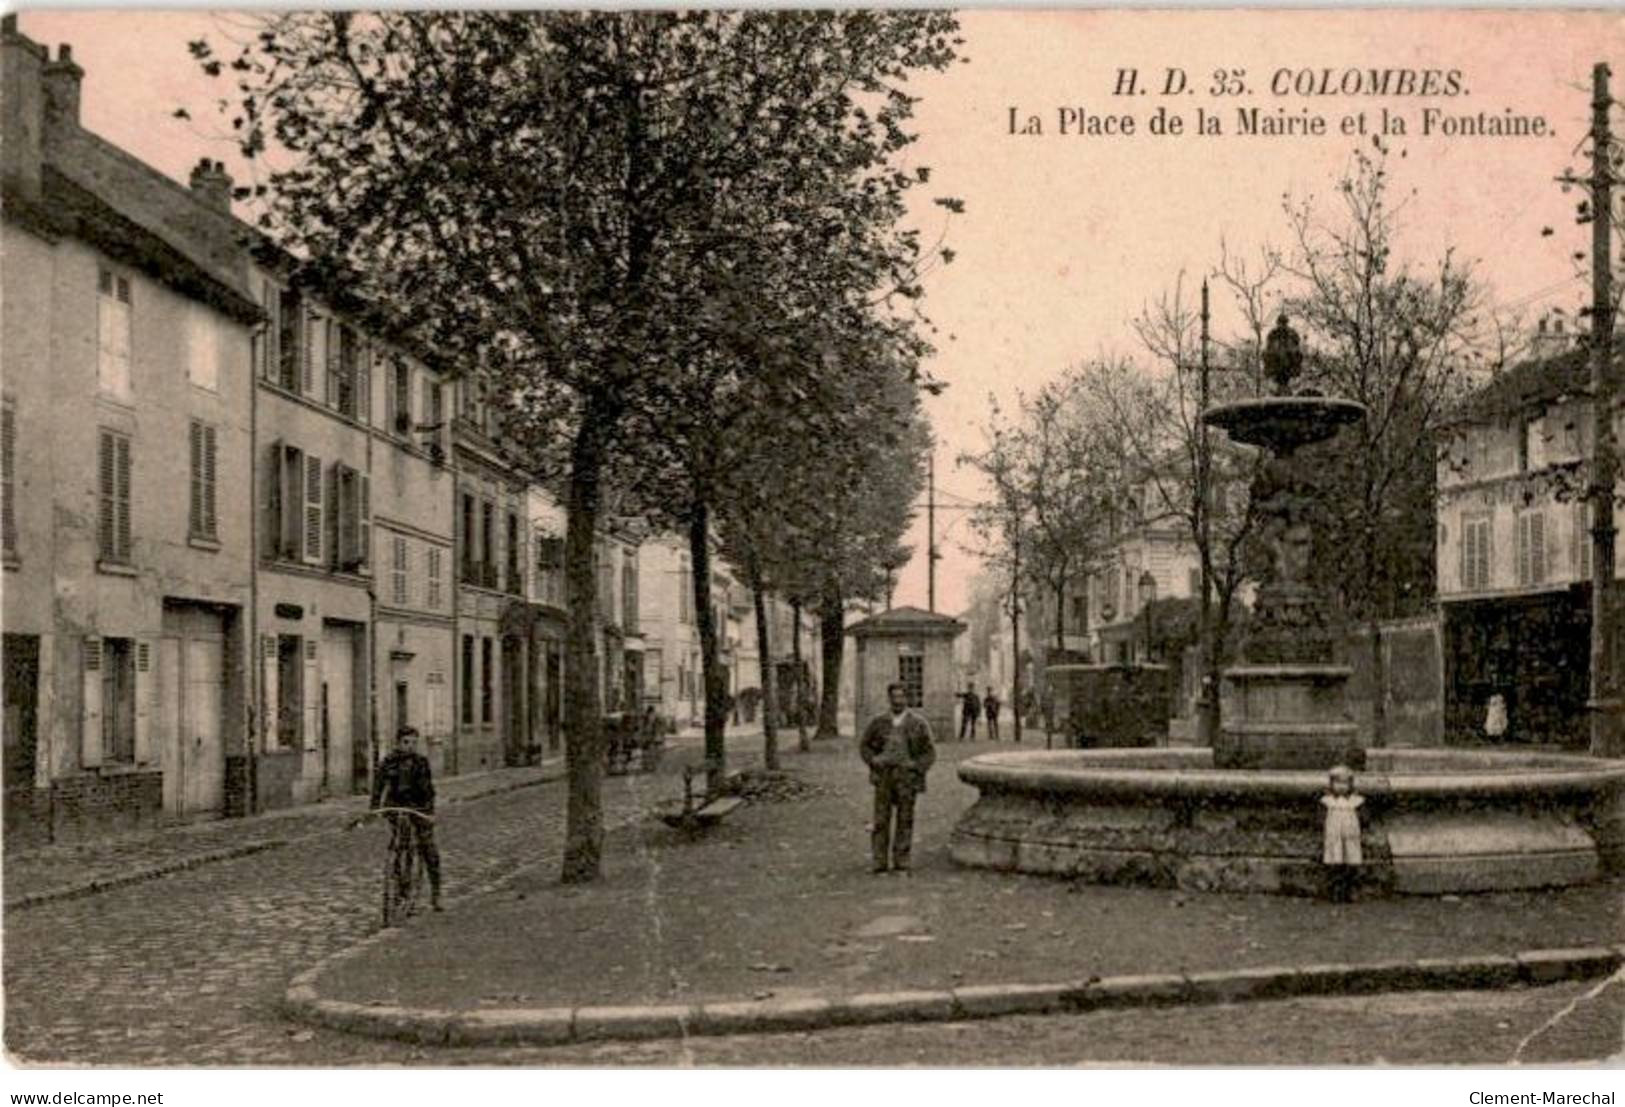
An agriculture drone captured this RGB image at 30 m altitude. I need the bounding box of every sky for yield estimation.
[19,9,1624,616]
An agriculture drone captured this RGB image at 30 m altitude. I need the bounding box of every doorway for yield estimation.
[159,605,226,818]
[320,622,363,797]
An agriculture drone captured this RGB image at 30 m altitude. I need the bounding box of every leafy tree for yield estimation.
[199,11,961,879]
[1285,146,1505,744]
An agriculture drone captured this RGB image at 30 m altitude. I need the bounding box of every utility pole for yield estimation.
[1587,62,1620,758]
[1011,523,1023,743]
[1196,279,1219,746]
[928,447,937,613]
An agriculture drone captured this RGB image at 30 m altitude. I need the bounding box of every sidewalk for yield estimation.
[296,739,1624,1044]
[3,761,561,910]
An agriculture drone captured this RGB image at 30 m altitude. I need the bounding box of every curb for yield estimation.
[5,769,557,913]
[284,943,1625,1048]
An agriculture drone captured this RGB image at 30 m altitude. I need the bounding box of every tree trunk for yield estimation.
[816,582,844,739]
[749,556,779,771]
[791,598,810,752]
[561,406,608,884]
[689,500,727,792]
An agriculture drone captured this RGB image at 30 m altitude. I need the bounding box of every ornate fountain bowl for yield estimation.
[949,748,1625,896]
[1203,396,1366,454]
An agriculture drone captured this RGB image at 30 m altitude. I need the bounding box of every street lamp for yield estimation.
[1139,570,1158,663]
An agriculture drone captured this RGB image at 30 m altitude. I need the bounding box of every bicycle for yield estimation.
[352,806,436,927]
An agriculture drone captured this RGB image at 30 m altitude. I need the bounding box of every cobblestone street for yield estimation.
[3,760,680,1065]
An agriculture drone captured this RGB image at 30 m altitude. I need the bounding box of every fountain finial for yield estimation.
[1263,313,1303,395]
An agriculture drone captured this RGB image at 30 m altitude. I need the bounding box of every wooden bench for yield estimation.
[657,765,744,828]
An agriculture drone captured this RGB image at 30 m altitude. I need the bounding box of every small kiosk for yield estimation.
[848,606,967,741]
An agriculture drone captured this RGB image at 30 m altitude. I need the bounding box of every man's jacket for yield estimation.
[860,710,936,789]
[372,751,436,813]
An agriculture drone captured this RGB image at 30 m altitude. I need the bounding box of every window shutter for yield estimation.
[115,434,131,561]
[302,638,319,752]
[189,422,204,536]
[98,430,116,559]
[324,318,339,407]
[303,453,323,564]
[258,280,274,380]
[267,440,285,558]
[81,637,104,768]
[327,462,343,569]
[357,342,372,425]
[336,465,355,568]
[203,425,217,538]
[358,473,371,572]
[2,402,14,555]
[133,639,153,764]
[1531,512,1546,583]
[1459,515,1469,588]
[1515,516,1528,586]
[260,634,279,752]
[301,304,315,396]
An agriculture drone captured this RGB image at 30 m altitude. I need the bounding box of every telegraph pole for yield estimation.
[1197,279,1218,746]
[1587,62,1620,758]
[928,448,937,613]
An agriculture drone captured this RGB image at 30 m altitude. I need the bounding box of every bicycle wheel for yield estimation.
[399,827,421,917]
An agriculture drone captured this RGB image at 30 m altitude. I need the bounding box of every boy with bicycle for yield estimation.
[371,725,442,911]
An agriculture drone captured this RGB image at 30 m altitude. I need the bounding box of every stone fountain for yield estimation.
[950,316,1625,896]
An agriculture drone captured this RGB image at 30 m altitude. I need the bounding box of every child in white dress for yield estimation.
[1321,764,1364,902]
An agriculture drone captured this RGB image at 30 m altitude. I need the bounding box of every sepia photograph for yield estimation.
[1,5,1622,1085]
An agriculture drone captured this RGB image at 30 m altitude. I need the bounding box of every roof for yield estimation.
[1458,342,1618,425]
[847,605,967,638]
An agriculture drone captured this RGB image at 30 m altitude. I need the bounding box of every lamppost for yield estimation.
[1139,570,1158,663]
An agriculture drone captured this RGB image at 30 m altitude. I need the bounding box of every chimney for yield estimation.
[42,43,82,124]
[1,16,48,202]
[188,158,233,214]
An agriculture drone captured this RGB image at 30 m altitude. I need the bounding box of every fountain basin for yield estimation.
[950,748,1625,896]
[1203,396,1366,453]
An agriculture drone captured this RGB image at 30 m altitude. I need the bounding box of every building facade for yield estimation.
[1437,342,1605,747]
[3,21,259,845]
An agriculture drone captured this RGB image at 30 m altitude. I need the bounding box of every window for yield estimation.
[387,357,412,435]
[275,287,304,393]
[1575,501,1595,580]
[679,556,693,624]
[535,533,563,606]
[598,544,615,622]
[267,442,331,565]
[1461,514,1492,591]
[188,421,218,542]
[461,635,475,726]
[332,464,370,572]
[897,653,924,709]
[1516,509,1547,587]
[428,547,443,609]
[423,378,445,457]
[392,535,408,606]
[100,637,136,763]
[97,268,132,398]
[98,428,132,564]
[3,400,16,560]
[276,634,303,749]
[506,512,521,594]
[186,304,218,392]
[1069,594,1087,634]
[481,500,495,588]
[1103,567,1120,619]
[461,493,476,583]
[329,323,360,418]
[481,636,494,725]
[623,559,638,632]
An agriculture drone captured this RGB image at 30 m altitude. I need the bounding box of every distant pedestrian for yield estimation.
[1320,765,1364,903]
[860,682,936,874]
[958,682,981,741]
[1484,692,1508,743]
[983,686,1001,742]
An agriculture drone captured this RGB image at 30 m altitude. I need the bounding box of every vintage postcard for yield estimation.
[1,7,1622,1088]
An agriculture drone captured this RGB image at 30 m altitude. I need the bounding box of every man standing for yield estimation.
[957,681,981,742]
[371,725,442,910]
[984,685,1002,742]
[860,682,936,874]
